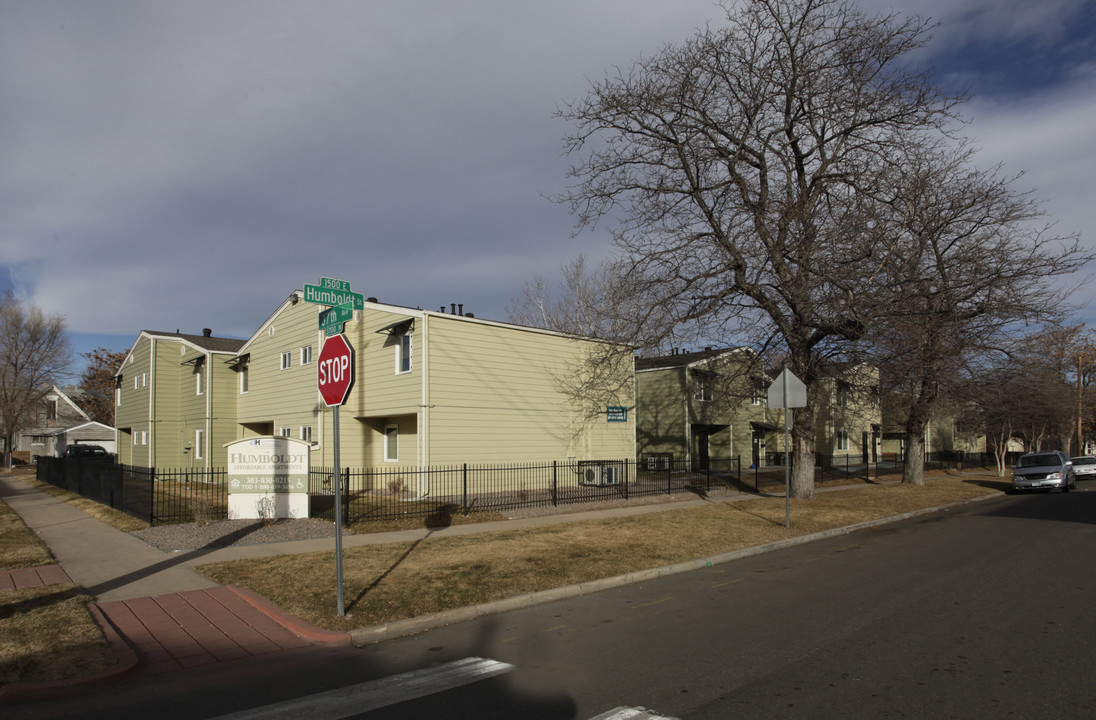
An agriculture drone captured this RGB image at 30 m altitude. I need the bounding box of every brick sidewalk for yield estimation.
[0,565,73,590]
[96,587,315,675]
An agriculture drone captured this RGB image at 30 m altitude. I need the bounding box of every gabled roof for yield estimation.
[141,330,246,354]
[636,347,755,371]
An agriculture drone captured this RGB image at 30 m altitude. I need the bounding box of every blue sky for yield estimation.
[2,0,1094,378]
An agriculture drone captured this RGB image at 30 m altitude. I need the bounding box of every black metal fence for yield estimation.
[35,450,998,527]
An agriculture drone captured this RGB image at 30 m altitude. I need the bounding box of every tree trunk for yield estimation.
[903,433,926,486]
[791,406,816,499]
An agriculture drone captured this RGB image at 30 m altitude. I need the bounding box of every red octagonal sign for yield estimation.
[318,333,354,407]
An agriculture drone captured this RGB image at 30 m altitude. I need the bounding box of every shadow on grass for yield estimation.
[345,503,455,614]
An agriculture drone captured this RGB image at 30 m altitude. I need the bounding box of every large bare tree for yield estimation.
[0,293,72,467]
[557,0,961,497]
[78,347,128,426]
[867,141,1088,484]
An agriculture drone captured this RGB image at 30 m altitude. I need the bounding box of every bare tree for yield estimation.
[867,141,1089,484]
[557,0,962,497]
[0,293,72,467]
[78,347,128,426]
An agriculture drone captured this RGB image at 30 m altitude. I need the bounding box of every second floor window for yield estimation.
[397,333,412,374]
[301,345,313,365]
[281,351,292,370]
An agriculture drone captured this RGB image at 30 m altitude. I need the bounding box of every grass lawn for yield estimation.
[198,474,1008,633]
[0,470,116,685]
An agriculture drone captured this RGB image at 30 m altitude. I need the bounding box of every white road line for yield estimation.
[208,657,515,720]
[588,707,679,720]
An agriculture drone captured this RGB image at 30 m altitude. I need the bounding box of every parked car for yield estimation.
[1070,455,1096,479]
[1011,451,1076,493]
[63,444,112,460]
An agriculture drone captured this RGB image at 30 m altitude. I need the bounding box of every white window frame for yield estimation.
[836,430,849,451]
[300,345,313,365]
[196,364,205,396]
[195,429,204,460]
[279,427,292,438]
[300,425,312,443]
[281,351,292,370]
[397,333,412,374]
[239,365,249,394]
[384,424,398,461]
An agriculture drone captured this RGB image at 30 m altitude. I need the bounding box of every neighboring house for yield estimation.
[815,363,882,463]
[114,329,246,468]
[14,385,116,461]
[635,348,781,470]
[879,394,987,459]
[230,292,635,472]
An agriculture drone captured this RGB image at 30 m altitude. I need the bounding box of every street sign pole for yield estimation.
[783,370,791,528]
[333,404,344,616]
[768,368,807,528]
[309,280,359,618]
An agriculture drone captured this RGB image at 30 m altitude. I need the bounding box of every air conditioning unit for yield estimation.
[581,464,621,487]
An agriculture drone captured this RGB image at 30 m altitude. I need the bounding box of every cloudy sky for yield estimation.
[3,0,1094,374]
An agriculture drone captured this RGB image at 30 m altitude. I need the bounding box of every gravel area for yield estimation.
[130,518,349,552]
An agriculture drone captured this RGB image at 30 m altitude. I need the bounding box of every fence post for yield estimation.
[462,463,468,515]
[342,467,350,528]
[149,468,156,526]
[552,461,558,507]
[624,459,630,500]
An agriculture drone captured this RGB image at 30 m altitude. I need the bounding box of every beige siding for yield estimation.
[423,315,634,464]
[237,298,325,456]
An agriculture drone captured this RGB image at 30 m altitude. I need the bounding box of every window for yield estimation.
[300,426,312,443]
[300,345,313,365]
[397,333,412,374]
[195,360,205,396]
[46,398,58,420]
[195,429,204,460]
[135,431,147,446]
[239,365,249,394]
[837,430,849,451]
[281,351,292,370]
[31,435,45,446]
[751,385,763,406]
[692,375,713,402]
[385,425,398,461]
[836,384,849,408]
[134,376,140,390]
[279,427,292,438]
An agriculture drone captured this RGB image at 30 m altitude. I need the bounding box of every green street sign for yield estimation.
[303,283,364,310]
[319,303,354,332]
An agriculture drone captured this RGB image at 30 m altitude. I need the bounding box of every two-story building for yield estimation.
[814,363,882,463]
[115,291,636,471]
[114,329,245,468]
[231,292,635,470]
[635,347,781,470]
[14,385,116,461]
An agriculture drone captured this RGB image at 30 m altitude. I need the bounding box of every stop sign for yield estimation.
[317,333,354,407]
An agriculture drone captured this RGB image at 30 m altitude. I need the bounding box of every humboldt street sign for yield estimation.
[303,281,365,310]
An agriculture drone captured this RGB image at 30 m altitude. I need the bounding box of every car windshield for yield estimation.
[1019,454,1061,468]
[1071,457,1096,465]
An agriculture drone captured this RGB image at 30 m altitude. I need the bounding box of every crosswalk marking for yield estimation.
[208,657,515,720]
[589,707,678,720]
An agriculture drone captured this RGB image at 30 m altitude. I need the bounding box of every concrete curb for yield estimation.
[226,585,352,646]
[348,492,1003,646]
[0,602,139,702]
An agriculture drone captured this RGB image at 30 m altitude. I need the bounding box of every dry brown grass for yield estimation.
[0,584,115,684]
[199,475,1006,631]
[1,484,116,686]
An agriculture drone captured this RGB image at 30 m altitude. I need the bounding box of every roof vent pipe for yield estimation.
[451,303,457,315]
[458,304,464,316]
[203,328,212,337]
